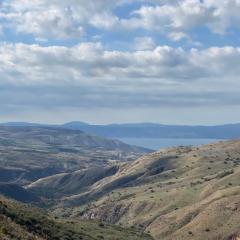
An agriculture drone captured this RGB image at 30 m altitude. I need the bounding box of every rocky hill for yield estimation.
[38,140,240,240]
[2,126,240,240]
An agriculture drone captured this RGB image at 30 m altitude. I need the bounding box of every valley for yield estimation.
[2,0,240,239]
[0,126,239,240]
[0,126,149,186]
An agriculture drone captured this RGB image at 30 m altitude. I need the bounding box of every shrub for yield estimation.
[99,222,105,228]
[0,226,8,235]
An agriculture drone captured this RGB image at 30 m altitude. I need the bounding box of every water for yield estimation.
[117,138,223,150]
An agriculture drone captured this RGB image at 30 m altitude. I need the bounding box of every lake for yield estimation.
[117,138,223,150]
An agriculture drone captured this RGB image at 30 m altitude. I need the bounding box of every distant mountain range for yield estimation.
[1,121,240,139]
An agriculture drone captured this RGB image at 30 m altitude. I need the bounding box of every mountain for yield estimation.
[63,121,90,127]
[2,121,240,139]
[0,126,149,151]
[31,140,240,240]
[0,122,47,127]
[0,126,150,185]
[62,122,240,139]
[1,124,240,239]
[0,196,153,240]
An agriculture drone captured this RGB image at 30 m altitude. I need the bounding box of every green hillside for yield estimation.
[0,196,153,240]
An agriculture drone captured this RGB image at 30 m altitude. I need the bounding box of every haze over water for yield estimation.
[118,138,223,150]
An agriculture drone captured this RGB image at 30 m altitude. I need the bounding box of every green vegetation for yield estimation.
[0,197,153,240]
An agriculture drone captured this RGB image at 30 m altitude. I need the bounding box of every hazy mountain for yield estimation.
[62,122,240,139]
[2,121,240,139]
[0,122,47,127]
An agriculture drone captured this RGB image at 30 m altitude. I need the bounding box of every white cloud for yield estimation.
[134,37,156,50]
[1,42,240,84]
[0,25,3,35]
[1,0,240,41]
[0,0,120,39]
[0,41,240,123]
[0,42,240,96]
[119,0,240,40]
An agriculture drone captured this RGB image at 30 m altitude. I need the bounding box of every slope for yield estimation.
[0,196,153,240]
[49,140,240,240]
[0,183,41,204]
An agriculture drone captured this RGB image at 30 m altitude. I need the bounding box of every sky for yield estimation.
[0,0,240,125]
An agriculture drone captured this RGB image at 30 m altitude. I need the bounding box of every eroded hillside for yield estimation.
[43,141,240,240]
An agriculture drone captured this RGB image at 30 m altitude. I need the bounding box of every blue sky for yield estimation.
[0,0,240,125]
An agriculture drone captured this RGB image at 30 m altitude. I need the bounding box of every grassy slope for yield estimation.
[61,140,240,240]
[0,196,153,240]
[27,166,119,199]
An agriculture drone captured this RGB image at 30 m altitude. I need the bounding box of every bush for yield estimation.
[0,226,8,235]
[99,222,105,228]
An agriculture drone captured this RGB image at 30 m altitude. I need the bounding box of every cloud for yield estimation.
[134,37,156,50]
[0,1,240,123]
[1,0,240,41]
[0,42,204,85]
[0,0,120,39]
[1,42,240,84]
[0,42,240,115]
[115,0,240,40]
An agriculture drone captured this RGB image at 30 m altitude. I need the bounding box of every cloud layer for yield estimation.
[0,0,240,123]
[1,0,240,40]
[1,42,240,108]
